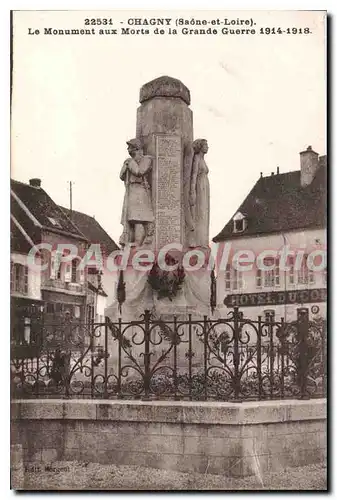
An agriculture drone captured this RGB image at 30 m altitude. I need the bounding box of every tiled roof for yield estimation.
[59,206,119,255]
[213,158,327,242]
[11,194,42,245]
[11,179,87,240]
[10,219,33,254]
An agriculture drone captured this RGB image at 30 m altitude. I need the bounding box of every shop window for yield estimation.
[55,303,63,314]
[46,303,55,314]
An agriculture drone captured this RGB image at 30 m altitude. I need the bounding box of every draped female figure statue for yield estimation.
[186,139,210,247]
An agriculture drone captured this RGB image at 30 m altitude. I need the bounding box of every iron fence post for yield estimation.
[188,314,192,401]
[322,320,327,397]
[280,317,285,399]
[35,311,44,398]
[64,316,71,399]
[104,321,108,399]
[90,324,94,399]
[173,316,179,400]
[269,319,274,399]
[257,315,262,400]
[117,317,122,398]
[203,316,208,401]
[142,310,151,401]
[233,307,241,401]
[297,308,310,399]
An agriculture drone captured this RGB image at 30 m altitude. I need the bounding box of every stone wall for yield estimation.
[11,399,326,478]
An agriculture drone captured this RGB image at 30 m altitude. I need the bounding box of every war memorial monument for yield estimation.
[105,75,213,323]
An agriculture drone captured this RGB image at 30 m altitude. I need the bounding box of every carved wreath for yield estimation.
[148,262,185,301]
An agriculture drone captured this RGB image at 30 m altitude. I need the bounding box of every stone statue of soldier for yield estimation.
[119,138,154,247]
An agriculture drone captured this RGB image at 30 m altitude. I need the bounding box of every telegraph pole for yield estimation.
[68,181,74,220]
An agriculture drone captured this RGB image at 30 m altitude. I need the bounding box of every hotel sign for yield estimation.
[224,288,327,308]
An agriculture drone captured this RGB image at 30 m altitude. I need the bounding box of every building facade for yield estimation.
[10,216,44,345]
[213,146,327,323]
[59,206,119,322]
[11,178,118,345]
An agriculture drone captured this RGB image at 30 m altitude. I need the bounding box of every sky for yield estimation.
[11,10,326,245]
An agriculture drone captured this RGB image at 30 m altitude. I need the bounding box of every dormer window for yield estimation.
[47,216,62,228]
[235,219,244,232]
[233,212,246,233]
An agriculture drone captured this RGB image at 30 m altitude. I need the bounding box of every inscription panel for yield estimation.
[155,135,182,248]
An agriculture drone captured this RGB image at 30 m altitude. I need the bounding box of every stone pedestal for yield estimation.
[105,265,153,322]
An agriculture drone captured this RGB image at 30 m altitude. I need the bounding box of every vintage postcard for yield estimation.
[10,10,327,491]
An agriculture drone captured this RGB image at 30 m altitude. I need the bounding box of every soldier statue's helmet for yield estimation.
[126,138,142,150]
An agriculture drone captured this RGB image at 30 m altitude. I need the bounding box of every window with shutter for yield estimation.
[258,257,281,288]
[309,264,315,284]
[298,255,314,285]
[71,259,77,283]
[64,262,71,282]
[225,264,231,290]
[56,251,62,280]
[264,257,275,287]
[256,268,262,288]
[14,263,20,291]
[24,265,28,294]
[10,261,14,291]
[275,258,280,286]
[225,264,244,291]
[79,266,85,284]
[288,256,295,285]
[232,269,239,290]
[50,250,56,279]
[11,263,29,294]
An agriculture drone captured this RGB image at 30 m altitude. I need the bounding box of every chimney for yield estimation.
[29,178,41,188]
[300,146,319,187]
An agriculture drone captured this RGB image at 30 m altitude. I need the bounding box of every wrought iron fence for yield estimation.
[10,308,326,401]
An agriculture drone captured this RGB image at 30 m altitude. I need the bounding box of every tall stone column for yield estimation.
[136,76,193,249]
